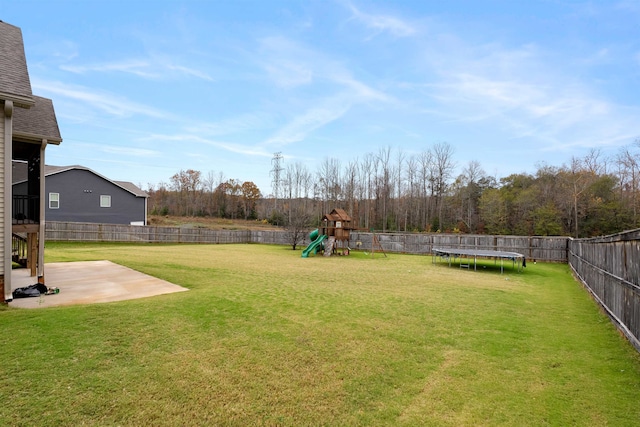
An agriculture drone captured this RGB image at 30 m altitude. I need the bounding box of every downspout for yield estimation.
[3,100,13,302]
[38,140,47,284]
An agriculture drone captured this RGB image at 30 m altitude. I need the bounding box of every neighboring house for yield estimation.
[14,165,149,225]
[1,20,62,301]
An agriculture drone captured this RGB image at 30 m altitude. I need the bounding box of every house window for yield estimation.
[49,193,60,209]
[100,195,111,208]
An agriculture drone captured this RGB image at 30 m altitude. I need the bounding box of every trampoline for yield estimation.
[432,247,526,273]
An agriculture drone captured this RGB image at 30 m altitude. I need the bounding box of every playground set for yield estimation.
[302,209,354,258]
[302,209,387,258]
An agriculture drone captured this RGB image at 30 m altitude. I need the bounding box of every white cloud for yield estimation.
[185,112,276,137]
[332,73,391,102]
[344,1,416,38]
[258,35,392,102]
[30,39,79,62]
[264,61,313,88]
[263,98,352,147]
[99,145,161,157]
[60,56,213,81]
[258,36,316,88]
[165,63,213,81]
[138,133,272,157]
[255,33,394,147]
[408,34,640,152]
[31,79,169,119]
[63,141,161,159]
[61,60,158,78]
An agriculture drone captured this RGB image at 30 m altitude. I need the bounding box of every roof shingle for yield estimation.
[0,21,33,107]
[12,96,62,143]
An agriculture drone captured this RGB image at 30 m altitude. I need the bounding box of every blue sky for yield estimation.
[3,0,640,195]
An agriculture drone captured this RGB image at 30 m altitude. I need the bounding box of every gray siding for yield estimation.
[45,169,145,225]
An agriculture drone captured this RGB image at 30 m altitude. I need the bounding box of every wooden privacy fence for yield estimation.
[45,221,251,244]
[45,222,568,261]
[350,232,568,262]
[568,229,640,352]
[45,222,290,246]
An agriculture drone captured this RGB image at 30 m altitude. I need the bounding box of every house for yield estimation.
[1,20,62,301]
[14,165,149,226]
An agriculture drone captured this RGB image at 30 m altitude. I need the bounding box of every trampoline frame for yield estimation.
[432,247,525,273]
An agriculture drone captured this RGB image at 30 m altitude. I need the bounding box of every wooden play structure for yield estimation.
[302,208,356,258]
[301,209,387,258]
[320,208,354,256]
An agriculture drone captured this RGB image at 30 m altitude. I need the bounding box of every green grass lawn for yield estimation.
[1,242,639,426]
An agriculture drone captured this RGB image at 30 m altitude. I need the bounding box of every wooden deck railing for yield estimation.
[12,195,39,224]
[12,233,28,267]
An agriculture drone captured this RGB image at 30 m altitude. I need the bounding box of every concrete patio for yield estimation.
[9,260,188,309]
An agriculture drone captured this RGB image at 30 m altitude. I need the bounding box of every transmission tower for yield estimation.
[270,152,284,210]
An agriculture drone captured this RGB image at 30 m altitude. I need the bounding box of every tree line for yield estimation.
[147,169,261,220]
[146,141,640,238]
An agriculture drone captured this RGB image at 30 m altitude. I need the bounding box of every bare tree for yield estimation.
[283,164,294,221]
[459,160,485,232]
[170,169,202,216]
[316,157,342,209]
[377,147,393,231]
[359,153,375,230]
[394,148,405,231]
[418,149,434,230]
[285,204,314,250]
[203,170,224,216]
[432,142,456,231]
[405,155,418,231]
[617,144,640,227]
[583,148,606,175]
[282,161,313,226]
[560,156,597,237]
[300,163,312,203]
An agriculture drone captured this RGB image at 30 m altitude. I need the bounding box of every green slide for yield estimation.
[302,231,326,258]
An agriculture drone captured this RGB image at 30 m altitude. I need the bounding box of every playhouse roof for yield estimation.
[323,208,351,222]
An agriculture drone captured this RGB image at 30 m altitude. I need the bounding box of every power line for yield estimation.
[270,152,283,209]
